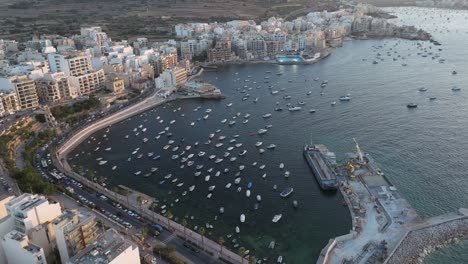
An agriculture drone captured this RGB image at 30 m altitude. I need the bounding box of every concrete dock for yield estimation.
[317,143,467,264]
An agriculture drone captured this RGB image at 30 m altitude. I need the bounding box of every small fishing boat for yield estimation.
[256,195,261,202]
[225,183,232,189]
[285,171,290,178]
[258,129,268,135]
[272,214,282,223]
[280,187,294,198]
[262,113,272,118]
[267,144,276,150]
[239,150,247,156]
[255,142,263,147]
[240,214,245,223]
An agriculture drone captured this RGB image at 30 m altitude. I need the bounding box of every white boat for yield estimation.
[189,185,195,192]
[309,109,316,113]
[177,182,184,188]
[208,185,216,191]
[256,195,262,202]
[229,121,236,126]
[239,150,247,156]
[215,158,224,164]
[255,142,263,147]
[331,101,337,106]
[235,143,243,148]
[205,175,211,182]
[209,155,216,160]
[203,115,209,120]
[279,163,284,169]
[163,145,170,150]
[285,171,290,178]
[227,146,234,151]
[194,171,201,177]
[105,147,112,151]
[187,153,194,159]
[259,148,265,154]
[262,173,267,179]
[219,207,224,214]
[151,167,158,172]
[171,155,179,160]
[225,183,232,189]
[98,160,108,165]
[230,157,237,162]
[112,166,117,170]
[172,146,179,152]
[191,122,195,126]
[134,171,141,176]
[244,113,250,118]
[223,152,230,157]
[206,108,212,113]
[236,226,240,233]
[209,133,215,139]
[170,120,176,124]
[263,113,272,118]
[240,214,245,223]
[234,178,241,184]
[221,119,227,124]
[227,103,233,107]
[339,95,351,101]
[288,106,302,111]
[239,165,245,171]
[271,90,279,95]
[185,146,191,151]
[207,193,212,199]
[198,151,206,157]
[258,129,268,135]
[243,120,249,124]
[215,171,221,177]
[215,143,223,148]
[246,190,251,197]
[277,256,283,263]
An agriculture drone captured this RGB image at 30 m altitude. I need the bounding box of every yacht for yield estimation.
[262,113,272,118]
[255,142,263,147]
[221,119,227,124]
[339,95,351,101]
[229,120,236,126]
[239,150,247,156]
[258,129,268,135]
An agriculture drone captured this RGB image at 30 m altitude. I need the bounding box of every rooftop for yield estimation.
[67,229,138,264]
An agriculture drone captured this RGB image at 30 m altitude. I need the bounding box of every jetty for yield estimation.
[317,140,467,264]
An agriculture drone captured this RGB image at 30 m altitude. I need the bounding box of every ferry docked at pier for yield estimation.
[303,144,338,190]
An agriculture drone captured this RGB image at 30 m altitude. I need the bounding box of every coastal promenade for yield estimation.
[53,89,245,264]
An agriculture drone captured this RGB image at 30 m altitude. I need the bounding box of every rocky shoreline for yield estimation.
[386,211,468,264]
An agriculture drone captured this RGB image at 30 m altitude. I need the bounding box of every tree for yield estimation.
[249,256,257,264]
[217,236,225,255]
[181,218,188,241]
[137,195,143,211]
[239,247,246,264]
[140,227,149,241]
[166,211,173,228]
[198,227,206,250]
[149,202,157,222]
[111,186,118,193]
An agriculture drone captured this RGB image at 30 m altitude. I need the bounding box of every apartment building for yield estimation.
[208,40,233,62]
[0,75,40,110]
[0,92,20,114]
[47,53,92,77]
[53,210,100,263]
[68,69,105,95]
[1,230,47,264]
[66,229,140,264]
[36,72,77,103]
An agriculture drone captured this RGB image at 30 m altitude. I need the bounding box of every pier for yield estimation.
[317,142,467,264]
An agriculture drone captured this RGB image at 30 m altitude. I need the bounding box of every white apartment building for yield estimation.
[66,229,140,264]
[0,92,20,115]
[1,230,47,264]
[5,193,62,234]
[68,69,105,95]
[47,53,93,77]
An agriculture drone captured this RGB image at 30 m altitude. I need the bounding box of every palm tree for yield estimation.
[198,227,206,250]
[181,218,188,241]
[140,227,149,242]
[149,202,157,222]
[238,247,246,264]
[166,211,173,228]
[136,195,143,210]
[217,236,225,255]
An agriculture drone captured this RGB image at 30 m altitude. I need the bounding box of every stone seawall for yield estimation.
[385,209,468,264]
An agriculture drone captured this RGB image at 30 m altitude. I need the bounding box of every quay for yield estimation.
[317,141,467,264]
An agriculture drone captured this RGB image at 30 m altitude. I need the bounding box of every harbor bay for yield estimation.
[67,7,468,263]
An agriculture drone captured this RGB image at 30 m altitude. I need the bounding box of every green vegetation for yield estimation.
[35,114,46,123]
[50,95,100,124]
[13,129,57,194]
[153,244,186,264]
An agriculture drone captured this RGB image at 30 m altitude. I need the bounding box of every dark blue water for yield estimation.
[69,7,468,263]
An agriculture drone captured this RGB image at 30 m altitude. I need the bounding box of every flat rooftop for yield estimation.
[67,229,138,264]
